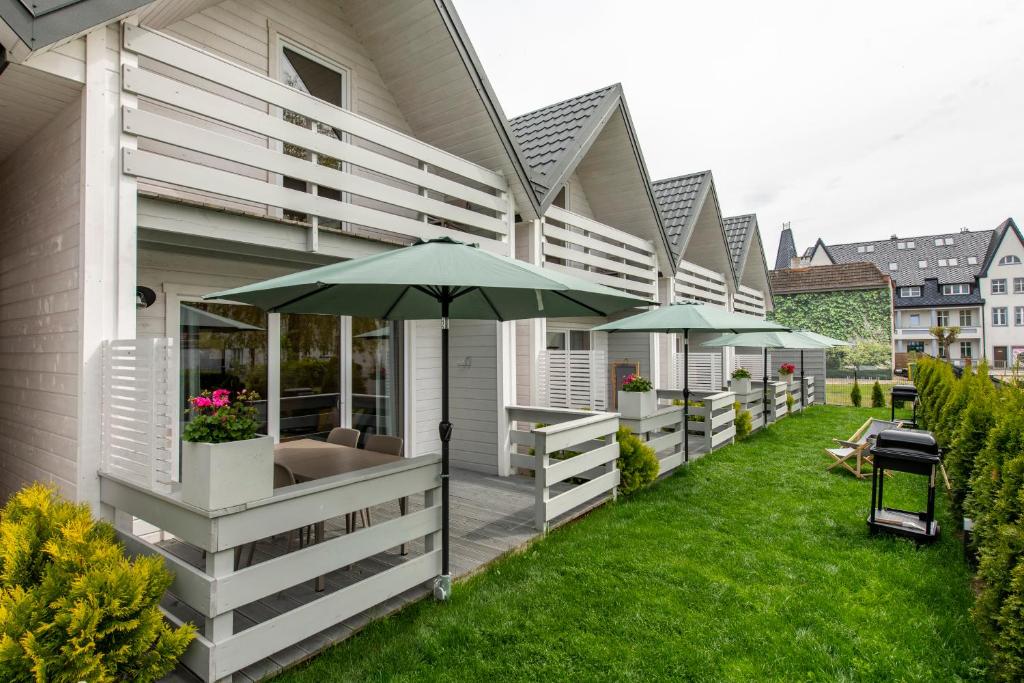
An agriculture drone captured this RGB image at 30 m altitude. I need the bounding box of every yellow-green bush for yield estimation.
[616,427,658,495]
[0,484,194,682]
[733,401,752,440]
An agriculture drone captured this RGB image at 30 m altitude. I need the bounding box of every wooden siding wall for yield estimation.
[566,173,595,220]
[514,222,533,407]
[412,319,442,456]
[448,320,499,473]
[0,101,82,501]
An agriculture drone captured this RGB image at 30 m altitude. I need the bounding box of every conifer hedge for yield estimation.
[913,357,1024,679]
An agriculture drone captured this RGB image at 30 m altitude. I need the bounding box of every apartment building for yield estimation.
[776,218,1022,367]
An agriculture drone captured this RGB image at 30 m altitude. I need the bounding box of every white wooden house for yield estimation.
[0,2,774,679]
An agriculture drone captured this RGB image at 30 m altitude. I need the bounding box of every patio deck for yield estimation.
[160,466,601,682]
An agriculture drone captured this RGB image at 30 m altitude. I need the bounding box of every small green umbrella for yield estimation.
[207,237,648,596]
[797,330,851,347]
[592,303,787,461]
[702,330,832,414]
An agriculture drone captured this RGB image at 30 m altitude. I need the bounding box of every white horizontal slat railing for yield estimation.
[120,24,510,252]
[101,454,442,683]
[507,407,619,531]
[542,207,658,300]
[675,259,729,308]
[733,285,766,317]
[537,350,608,411]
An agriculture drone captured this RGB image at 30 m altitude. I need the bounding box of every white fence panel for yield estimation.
[101,338,176,492]
[538,350,607,411]
[671,352,723,392]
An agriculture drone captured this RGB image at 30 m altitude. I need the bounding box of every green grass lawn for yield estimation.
[275,406,987,682]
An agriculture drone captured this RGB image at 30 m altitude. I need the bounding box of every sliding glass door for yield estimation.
[351,317,400,446]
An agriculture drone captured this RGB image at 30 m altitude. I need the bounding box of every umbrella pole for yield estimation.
[763,347,769,423]
[683,329,690,463]
[435,297,453,601]
[800,349,805,409]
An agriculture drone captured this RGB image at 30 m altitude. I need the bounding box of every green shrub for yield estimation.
[850,379,862,407]
[0,484,194,682]
[733,401,752,439]
[871,380,885,408]
[946,365,996,519]
[785,392,795,413]
[616,426,658,495]
[937,366,973,448]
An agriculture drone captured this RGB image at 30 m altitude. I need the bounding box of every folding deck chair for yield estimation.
[825,418,901,479]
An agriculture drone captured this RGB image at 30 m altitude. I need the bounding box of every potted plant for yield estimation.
[778,362,796,386]
[181,388,274,511]
[730,367,752,395]
[617,373,656,419]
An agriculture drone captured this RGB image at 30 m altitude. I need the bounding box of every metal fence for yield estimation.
[823,370,913,407]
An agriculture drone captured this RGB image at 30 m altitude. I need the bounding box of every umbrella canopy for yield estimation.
[592,303,787,462]
[701,330,833,350]
[797,330,851,347]
[591,302,788,334]
[702,331,832,414]
[206,237,648,598]
[208,236,648,320]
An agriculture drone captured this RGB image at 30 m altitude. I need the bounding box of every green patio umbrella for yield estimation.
[797,330,851,347]
[207,237,648,598]
[702,330,832,415]
[592,303,787,461]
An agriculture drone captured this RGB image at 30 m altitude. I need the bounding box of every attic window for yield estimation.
[889,262,898,271]
[934,238,943,246]
[907,241,915,248]
[949,258,958,266]
[967,256,978,265]
[999,255,1022,266]
[938,259,947,267]
[918,260,927,268]
[897,243,905,250]
[946,238,954,245]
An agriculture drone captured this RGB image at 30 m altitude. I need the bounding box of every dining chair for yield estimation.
[349,434,408,555]
[326,427,360,447]
[237,463,304,569]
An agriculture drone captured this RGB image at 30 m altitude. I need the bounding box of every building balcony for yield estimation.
[120,25,512,254]
[894,326,980,339]
[541,206,658,300]
[675,260,730,309]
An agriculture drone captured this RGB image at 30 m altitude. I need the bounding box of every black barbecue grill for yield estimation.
[891,384,918,426]
[868,428,941,543]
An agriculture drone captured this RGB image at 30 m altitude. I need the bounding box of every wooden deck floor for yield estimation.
[161,467,600,682]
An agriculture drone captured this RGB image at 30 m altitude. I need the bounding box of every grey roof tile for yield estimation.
[651,171,711,264]
[825,230,994,286]
[723,214,755,272]
[894,278,984,308]
[509,85,619,200]
[979,218,1022,277]
[0,0,151,49]
[775,226,797,270]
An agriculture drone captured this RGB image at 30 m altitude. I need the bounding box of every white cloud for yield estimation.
[454,0,1024,261]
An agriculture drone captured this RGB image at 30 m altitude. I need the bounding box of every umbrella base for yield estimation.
[433,573,452,601]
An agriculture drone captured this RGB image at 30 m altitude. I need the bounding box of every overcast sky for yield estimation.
[454,0,1024,264]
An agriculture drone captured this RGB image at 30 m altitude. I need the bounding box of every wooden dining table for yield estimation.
[273,438,406,591]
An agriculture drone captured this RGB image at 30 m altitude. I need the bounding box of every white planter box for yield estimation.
[778,373,794,386]
[731,377,752,395]
[617,389,657,419]
[181,434,274,510]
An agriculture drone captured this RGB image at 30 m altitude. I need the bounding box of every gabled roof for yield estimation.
[509,84,621,206]
[825,229,993,286]
[805,238,832,264]
[652,171,710,264]
[978,217,1022,277]
[723,214,755,274]
[770,262,891,295]
[509,83,671,263]
[775,226,797,269]
[0,0,148,50]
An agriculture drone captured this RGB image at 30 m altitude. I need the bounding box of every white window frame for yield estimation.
[999,255,1022,266]
[1015,306,1024,327]
[992,279,1007,295]
[269,33,353,231]
[993,307,1008,326]
[889,262,898,271]
[899,286,921,298]
[942,283,970,295]
[958,310,972,327]
[967,256,978,265]
[1015,277,1024,294]
[918,260,927,268]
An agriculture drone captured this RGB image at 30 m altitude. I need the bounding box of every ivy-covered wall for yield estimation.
[769,288,892,345]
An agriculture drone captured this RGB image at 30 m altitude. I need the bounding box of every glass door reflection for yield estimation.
[280,313,341,441]
[351,317,399,445]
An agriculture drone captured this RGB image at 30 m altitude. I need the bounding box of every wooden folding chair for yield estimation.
[825,418,900,479]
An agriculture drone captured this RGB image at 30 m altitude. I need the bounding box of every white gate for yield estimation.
[538,350,608,410]
[100,338,176,492]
